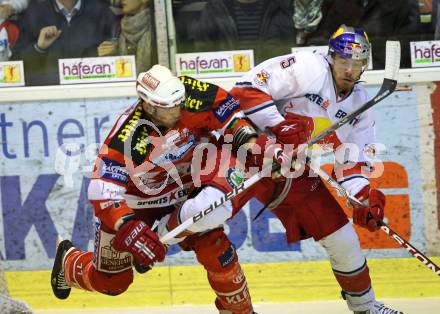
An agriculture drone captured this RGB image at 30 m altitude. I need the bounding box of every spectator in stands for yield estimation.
[107,0,123,16]
[0,0,27,23]
[292,0,323,45]
[0,18,19,62]
[97,0,157,73]
[0,261,34,313]
[0,0,28,61]
[101,0,123,34]
[12,0,116,86]
[177,0,295,64]
[435,0,440,39]
[304,0,420,69]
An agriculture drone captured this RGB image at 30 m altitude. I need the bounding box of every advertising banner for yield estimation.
[175,50,254,79]
[58,55,137,84]
[410,40,440,68]
[0,85,425,270]
[0,61,25,87]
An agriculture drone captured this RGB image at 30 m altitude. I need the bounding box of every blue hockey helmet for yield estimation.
[328,25,370,62]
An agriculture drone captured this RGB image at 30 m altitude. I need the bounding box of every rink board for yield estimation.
[6,258,440,310]
[0,83,437,271]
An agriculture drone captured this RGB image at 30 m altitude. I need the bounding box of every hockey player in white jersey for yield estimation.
[230,25,403,314]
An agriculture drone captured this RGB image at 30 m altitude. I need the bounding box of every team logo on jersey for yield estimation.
[254,70,270,86]
[151,134,196,165]
[226,168,246,189]
[214,95,239,123]
[305,93,330,110]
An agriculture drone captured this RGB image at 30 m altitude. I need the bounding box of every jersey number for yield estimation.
[280,57,296,69]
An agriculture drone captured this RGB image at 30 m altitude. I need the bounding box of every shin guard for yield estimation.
[320,223,375,312]
[334,261,375,311]
[191,229,254,314]
[210,262,252,314]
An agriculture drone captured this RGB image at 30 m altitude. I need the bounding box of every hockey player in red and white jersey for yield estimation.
[229,25,403,314]
[50,65,263,314]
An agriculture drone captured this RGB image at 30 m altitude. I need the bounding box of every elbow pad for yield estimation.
[230,118,257,148]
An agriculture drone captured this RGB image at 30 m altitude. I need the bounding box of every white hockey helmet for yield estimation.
[136,65,186,108]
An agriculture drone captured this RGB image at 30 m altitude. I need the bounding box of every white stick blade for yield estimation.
[384,41,401,81]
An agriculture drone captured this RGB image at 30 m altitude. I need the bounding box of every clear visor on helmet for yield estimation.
[332,54,368,74]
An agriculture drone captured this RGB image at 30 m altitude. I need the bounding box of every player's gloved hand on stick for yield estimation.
[244,135,292,182]
[248,134,286,167]
[249,115,311,167]
[269,113,312,147]
[113,219,166,268]
[352,186,385,232]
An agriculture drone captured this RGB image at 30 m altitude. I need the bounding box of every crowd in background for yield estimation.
[0,0,438,86]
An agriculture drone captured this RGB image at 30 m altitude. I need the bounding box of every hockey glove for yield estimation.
[250,135,284,165]
[248,115,311,176]
[112,220,166,268]
[269,113,313,147]
[244,134,291,181]
[352,186,385,232]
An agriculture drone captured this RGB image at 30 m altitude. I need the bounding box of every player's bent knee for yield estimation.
[89,268,134,296]
[319,223,365,271]
[193,229,237,273]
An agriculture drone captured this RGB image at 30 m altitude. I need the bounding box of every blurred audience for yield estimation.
[12,0,115,86]
[0,261,34,313]
[0,0,27,23]
[304,0,420,69]
[292,0,323,45]
[0,0,28,61]
[106,0,123,16]
[97,0,157,73]
[101,0,123,34]
[175,0,295,64]
[435,0,440,39]
[0,18,19,61]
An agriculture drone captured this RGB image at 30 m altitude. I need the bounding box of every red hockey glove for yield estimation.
[113,220,166,268]
[269,113,313,147]
[246,134,290,181]
[248,134,288,168]
[352,186,385,232]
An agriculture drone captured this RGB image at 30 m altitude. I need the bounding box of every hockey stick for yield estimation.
[307,162,440,277]
[159,41,401,244]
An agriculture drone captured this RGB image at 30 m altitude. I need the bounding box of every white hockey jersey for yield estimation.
[230,51,376,196]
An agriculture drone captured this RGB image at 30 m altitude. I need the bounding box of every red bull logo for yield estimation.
[254,70,270,86]
[344,42,363,54]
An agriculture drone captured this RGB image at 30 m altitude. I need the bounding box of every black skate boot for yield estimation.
[50,239,73,300]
